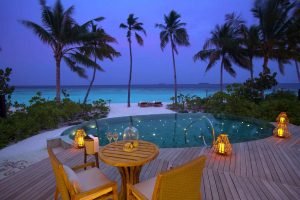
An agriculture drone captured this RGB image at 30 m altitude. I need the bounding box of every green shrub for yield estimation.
[0,93,109,149]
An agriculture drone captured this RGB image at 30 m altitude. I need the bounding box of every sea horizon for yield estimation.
[11,83,300,105]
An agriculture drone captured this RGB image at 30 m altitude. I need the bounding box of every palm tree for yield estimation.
[120,14,146,107]
[252,0,296,74]
[285,4,300,82]
[81,22,120,104]
[156,10,190,105]
[21,0,101,102]
[193,22,249,92]
[241,25,261,80]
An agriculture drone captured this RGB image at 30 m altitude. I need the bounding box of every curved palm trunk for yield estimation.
[55,57,61,103]
[170,36,178,105]
[263,54,270,74]
[295,60,300,83]
[128,40,133,107]
[220,57,224,92]
[250,57,254,80]
[83,56,97,104]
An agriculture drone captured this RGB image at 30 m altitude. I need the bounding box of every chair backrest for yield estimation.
[47,147,71,200]
[152,156,206,200]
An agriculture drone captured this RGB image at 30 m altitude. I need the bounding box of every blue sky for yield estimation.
[0,0,298,86]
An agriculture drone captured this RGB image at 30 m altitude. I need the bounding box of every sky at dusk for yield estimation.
[0,0,298,86]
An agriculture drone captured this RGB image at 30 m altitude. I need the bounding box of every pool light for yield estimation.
[213,134,232,155]
[74,129,86,148]
[273,112,290,138]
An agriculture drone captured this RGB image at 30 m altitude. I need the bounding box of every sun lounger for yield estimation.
[138,102,151,107]
[152,101,163,107]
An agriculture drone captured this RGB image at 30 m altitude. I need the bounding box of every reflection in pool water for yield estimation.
[61,113,274,148]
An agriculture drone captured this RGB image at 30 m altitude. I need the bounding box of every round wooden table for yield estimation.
[99,140,159,200]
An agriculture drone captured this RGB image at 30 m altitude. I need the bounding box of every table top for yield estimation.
[99,140,159,167]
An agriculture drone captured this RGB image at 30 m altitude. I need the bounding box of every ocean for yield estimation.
[11,84,300,105]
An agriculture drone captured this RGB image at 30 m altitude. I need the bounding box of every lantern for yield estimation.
[273,112,291,138]
[213,134,232,155]
[276,112,288,124]
[74,129,86,148]
[84,135,99,154]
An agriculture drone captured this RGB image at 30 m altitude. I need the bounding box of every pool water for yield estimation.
[61,113,274,148]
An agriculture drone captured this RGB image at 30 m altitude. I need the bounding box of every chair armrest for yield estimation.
[127,183,148,200]
[75,181,117,200]
[71,162,96,171]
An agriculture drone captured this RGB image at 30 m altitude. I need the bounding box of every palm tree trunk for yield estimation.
[83,55,97,104]
[295,60,300,83]
[128,40,133,107]
[55,57,61,103]
[170,36,178,105]
[250,57,254,80]
[220,57,224,92]
[0,95,6,118]
[263,54,270,74]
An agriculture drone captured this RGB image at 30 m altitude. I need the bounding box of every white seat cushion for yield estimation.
[133,177,157,199]
[77,167,111,192]
[63,165,81,193]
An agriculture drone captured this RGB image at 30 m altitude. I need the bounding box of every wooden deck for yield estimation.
[0,124,299,200]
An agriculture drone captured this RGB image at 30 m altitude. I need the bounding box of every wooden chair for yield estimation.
[127,156,206,200]
[48,147,118,200]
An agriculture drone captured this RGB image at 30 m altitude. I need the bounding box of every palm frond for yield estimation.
[135,33,144,46]
[155,23,166,30]
[119,23,128,29]
[20,21,54,45]
[63,56,87,78]
[173,28,190,46]
[69,52,103,71]
[205,51,221,72]
[223,57,236,77]
[159,30,169,50]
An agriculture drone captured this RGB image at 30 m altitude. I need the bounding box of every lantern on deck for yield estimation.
[277,112,288,124]
[74,129,86,148]
[273,112,291,138]
[213,134,232,155]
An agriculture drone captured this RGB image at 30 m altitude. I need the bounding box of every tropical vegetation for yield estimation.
[156,10,190,105]
[0,68,15,118]
[21,0,104,102]
[0,91,110,149]
[120,14,146,107]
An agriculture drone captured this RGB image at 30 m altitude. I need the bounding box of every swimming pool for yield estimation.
[61,113,274,148]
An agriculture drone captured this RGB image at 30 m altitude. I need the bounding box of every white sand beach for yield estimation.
[0,103,174,179]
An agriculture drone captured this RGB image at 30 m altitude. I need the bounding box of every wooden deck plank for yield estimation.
[0,127,299,200]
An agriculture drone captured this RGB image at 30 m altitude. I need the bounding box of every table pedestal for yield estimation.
[117,166,142,200]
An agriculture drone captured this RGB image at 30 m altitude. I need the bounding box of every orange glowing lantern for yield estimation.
[213,134,232,155]
[74,129,86,148]
[276,112,288,124]
[273,112,291,138]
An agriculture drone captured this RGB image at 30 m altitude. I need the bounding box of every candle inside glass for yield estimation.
[78,137,84,147]
[278,128,284,137]
[219,143,225,154]
[279,117,285,123]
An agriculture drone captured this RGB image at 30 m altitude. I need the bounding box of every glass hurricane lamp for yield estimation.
[213,133,232,155]
[74,129,86,148]
[273,112,291,138]
[123,126,139,141]
[276,112,288,124]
